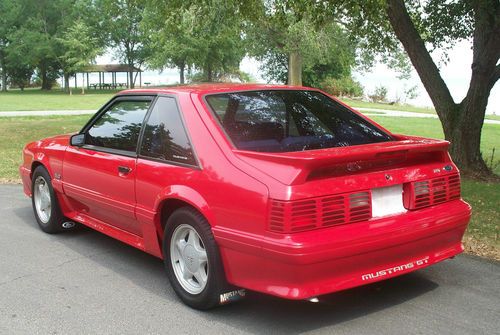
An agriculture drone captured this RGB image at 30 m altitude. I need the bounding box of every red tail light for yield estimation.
[268,191,372,233]
[404,173,460,210]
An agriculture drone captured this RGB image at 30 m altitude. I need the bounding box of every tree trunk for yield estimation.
[64,73,70,94]
[0,51,7,92]
[385,0,499,175]
[81,73,85,95]
[128,70,134,89]
[40,62,52,90]
[179,62,185,84]
[287,51,302,86]
[206,61,213,82]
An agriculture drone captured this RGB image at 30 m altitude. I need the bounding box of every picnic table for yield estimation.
[89,83,128,90]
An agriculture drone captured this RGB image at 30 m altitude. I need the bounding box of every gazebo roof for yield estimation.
[81,64,142,73]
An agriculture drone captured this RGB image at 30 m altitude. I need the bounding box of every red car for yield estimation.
[20,84,471,309]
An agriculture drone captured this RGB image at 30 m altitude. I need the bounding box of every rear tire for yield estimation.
[163,207,231,310]
[31,166,74,234]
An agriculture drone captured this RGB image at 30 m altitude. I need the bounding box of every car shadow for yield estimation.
[13,205,439,334]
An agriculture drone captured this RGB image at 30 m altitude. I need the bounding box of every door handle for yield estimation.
[118,166,132,174]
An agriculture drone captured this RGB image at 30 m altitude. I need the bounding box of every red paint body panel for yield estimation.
[20,84,471,300]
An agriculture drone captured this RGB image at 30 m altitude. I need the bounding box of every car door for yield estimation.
[63,96,153,236]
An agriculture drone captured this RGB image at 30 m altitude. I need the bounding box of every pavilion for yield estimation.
[76,64,143,89]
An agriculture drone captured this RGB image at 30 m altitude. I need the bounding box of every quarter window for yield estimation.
[86,99,151,152]
[140,97,196,165]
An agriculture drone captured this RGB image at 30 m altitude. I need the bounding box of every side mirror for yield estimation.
[70,133,85,147]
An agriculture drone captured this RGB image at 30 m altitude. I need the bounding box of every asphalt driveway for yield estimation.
[1,184,499,335]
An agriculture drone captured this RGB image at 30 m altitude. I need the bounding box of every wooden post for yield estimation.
[86,73,89,89]
[139,72,142,88]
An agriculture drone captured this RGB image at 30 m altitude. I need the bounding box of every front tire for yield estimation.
[31,166,72,234]
[163,207,229,310]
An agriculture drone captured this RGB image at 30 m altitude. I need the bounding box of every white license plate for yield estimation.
[371,184,407,218]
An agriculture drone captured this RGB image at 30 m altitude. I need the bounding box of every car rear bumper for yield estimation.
[214,199,471,300]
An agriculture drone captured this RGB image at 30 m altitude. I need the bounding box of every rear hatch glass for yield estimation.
[205,90,393,152]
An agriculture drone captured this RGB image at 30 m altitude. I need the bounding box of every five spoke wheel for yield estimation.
[170,224,209,295]
[33,176,52,224]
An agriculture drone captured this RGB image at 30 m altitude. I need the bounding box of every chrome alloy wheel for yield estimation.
[33,176,52,224]
[170,224,209,295]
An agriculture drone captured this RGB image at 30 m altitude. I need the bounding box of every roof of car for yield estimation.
[118,83,316,96]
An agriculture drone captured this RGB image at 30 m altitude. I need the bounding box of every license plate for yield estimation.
[371,184,407,217]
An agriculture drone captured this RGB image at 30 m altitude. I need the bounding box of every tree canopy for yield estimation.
[0,0,497,175]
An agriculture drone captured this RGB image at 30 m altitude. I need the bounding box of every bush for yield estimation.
[369,85,388,103]
[319,76,363,97]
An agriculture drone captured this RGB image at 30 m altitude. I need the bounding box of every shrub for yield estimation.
[319,76,363,97]
[369,85,388,103]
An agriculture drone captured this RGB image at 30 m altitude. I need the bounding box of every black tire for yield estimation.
[31,166,74,234]
[163,207,231,310]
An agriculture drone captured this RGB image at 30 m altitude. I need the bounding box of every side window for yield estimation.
[86,99,151,152]
[140,96,196,165]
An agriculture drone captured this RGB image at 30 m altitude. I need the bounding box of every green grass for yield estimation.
[0,88,116,111]
[486,114,500,121]
[340,97,437,114]
[461,179,499,250]
[342,98,500,121]
[0,115,88,180]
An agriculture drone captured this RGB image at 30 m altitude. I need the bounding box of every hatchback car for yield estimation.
[20,84,471,309]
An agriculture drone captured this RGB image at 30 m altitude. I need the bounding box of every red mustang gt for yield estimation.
[20,84,471,309]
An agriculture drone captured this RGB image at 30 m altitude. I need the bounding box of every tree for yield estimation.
[0,0,23,91]
[15,0,78,90]
[143,3,199,84]
[145,0,247,83]
[322,0,499,175]
[247,0,358,87]
[58,20,102,94]
[103,0,150,88]
[56,0,106,93]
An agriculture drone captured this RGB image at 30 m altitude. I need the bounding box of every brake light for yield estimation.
[403,173,460,210]
[268,191,372,233]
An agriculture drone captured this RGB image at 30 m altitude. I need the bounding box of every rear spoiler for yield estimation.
[233,136,450,185]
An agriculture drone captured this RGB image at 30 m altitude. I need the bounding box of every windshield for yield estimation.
[205,90,393,152]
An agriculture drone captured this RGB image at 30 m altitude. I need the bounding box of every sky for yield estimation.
[96,39,499,115]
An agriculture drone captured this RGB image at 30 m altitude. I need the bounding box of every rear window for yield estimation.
[205,90,392,152]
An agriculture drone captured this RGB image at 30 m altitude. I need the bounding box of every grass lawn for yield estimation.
[0,114,498,260]
[0,88,116,111]
[0,115,88,181]
[340,97,437,114]
[342,97,500,121]
[486,114,500,121]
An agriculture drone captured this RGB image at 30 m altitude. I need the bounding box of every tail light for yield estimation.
[403,173,460,210]
[268,191,372,233]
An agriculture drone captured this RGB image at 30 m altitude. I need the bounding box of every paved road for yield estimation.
[1,184,499,335]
